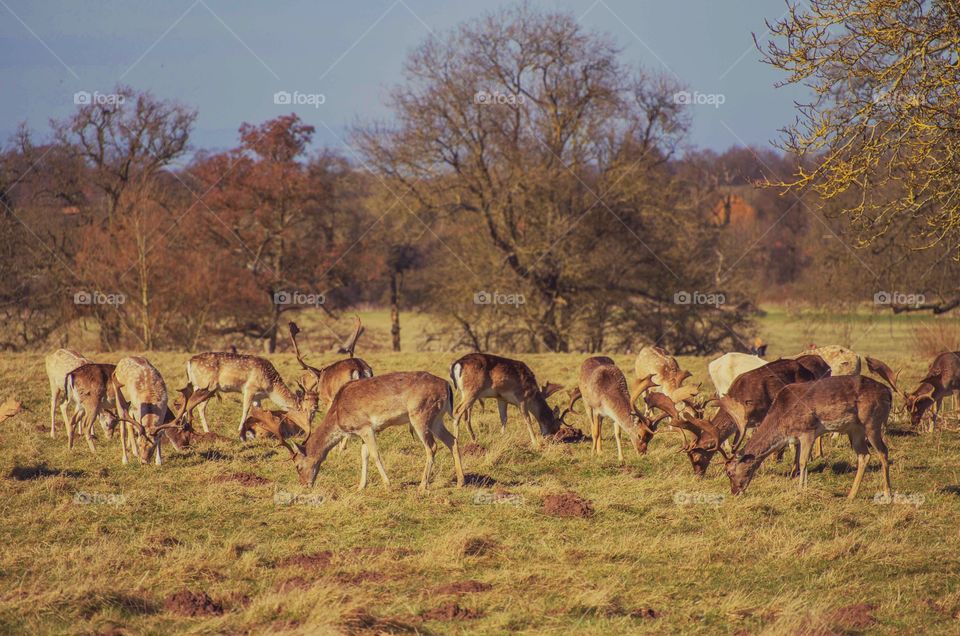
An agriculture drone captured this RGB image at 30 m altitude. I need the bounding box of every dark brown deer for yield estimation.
[722,374,893,500]
[449,353,565,445]
[647,355,831,476]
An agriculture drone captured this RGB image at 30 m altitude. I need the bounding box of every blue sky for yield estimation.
[1,0,807,158]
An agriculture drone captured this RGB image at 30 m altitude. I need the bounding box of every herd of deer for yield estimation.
[41,319,960,499]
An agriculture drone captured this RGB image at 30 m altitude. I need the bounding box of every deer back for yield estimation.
[46,349,91,389]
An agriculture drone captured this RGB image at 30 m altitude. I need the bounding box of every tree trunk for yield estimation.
[389,271,401,352]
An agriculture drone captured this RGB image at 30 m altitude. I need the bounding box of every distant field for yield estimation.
[2,311,960,634]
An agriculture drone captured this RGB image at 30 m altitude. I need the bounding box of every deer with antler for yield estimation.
[634,345,699,405]
[63,363,117,452]
[645,355,832,476]
[722,370,893,500]
[110,358,213,465]
[185,325,320,437]
[277,372,465,491]
[871,352,960,431]
[449,353,565,445]
[570,357,665,462]
[291,317,374,427]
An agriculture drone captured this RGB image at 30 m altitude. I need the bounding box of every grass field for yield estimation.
[3,311,960,634]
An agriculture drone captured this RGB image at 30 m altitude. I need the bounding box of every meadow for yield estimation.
[2,309,960,634]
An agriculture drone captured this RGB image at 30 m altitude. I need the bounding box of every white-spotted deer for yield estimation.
[64,363,117,452]
[570,357,663,462]
[281,372,464,491]
[46,349,91,438]
[722,373,893,500]
[634,345,698,404]
[185,324,319,437]
[449,353,565,445]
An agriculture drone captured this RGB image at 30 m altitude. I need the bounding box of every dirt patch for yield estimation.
[339,608,421,634]
[549,425,587,443]
[222,471,269,486]
[223,591,252,610]
[462,536,497,557]
[421,601,483,621]
[542,491,594,518]
[277,550,333,570]
[162,590,223,617]
[434,580,492,595]
[825,603,877,630]
[464,473,498,487]
[274,577,312,593]
[199,449,231,461]
[628,607,659,619]
[461,442,486,456]
[140,534,182,557]
[8,463,84,480]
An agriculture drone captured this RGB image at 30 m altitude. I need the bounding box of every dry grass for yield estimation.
[2,314,960,633]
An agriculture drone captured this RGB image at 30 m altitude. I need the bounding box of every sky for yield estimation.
[0,0,808,159]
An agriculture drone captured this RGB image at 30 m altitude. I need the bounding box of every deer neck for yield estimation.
[270,381,300,411]
[739,416,790,464]
[527,394,558,435]
[303,409,347,463]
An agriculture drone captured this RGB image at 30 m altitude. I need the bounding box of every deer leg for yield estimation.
[361,429,391,489]
[497,399,508,434]
[796,437,813,489]
[337,437,349,454]
[120,419,129,465]
[358,441,369,490]
[154,433,163,466]
[238,389,253,439]
[520,406,539,447]
[411,420,436,491]
[866,428,892,500]
[813,436,824,459]
[431,415,465,488]
[50,389,59,438]
[614,421,624,464]
[66,409,78,450]
[847,432,870,500]
[83,414,97,453]
[197,399,211,433]
[593,413,603,455]
[453,396,477,441]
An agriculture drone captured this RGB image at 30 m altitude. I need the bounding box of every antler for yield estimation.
[289,322,324,379]
[645,391,681,421]
[630,373,658,407]
[556,387,583,424]
[668,382,701,404]
[866,356,903,395]
[172,384,214,423]
[718,396,748,451]
[337,315,364,357]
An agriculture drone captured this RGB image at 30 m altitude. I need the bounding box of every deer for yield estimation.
[792,345,861,376]
[722,373,893,500]
[46,349,98,439]
[647,355,831,476]
[185,323,320,437]
[708,352,767,397]
[280,372,465,491]
[291,317,373,426]
[569,357,663,462]
[873,352,960,431]
[634,345,698,404]
[63,363,117,452]
[449,353,565,446]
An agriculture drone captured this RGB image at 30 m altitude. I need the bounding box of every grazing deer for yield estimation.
[186,324,319,437]
[722,374,893,500]
[46,349,92,438]
[572,357,663,462]
[874,352,960,431]
[281,372,465,491]
[648,356,831,476]
[240,406,306,441]
[64,363,117,452]
[449,353,565,445]
[634,345,698,403]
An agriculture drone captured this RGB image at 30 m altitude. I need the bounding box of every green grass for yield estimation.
[2,314,960,634]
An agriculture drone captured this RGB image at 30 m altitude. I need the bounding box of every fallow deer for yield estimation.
[634,345,698,403]
[185,324,319,437]
[648,355,831,476]
[873,352,960,431]
[722,374,893,500]
[708,352,766,397]
[281,372,465,491]
[64,363,117,452]
[449,353,565,445]
[46,349,92,438]
[792,345,861,376]
[572,357,663,462]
